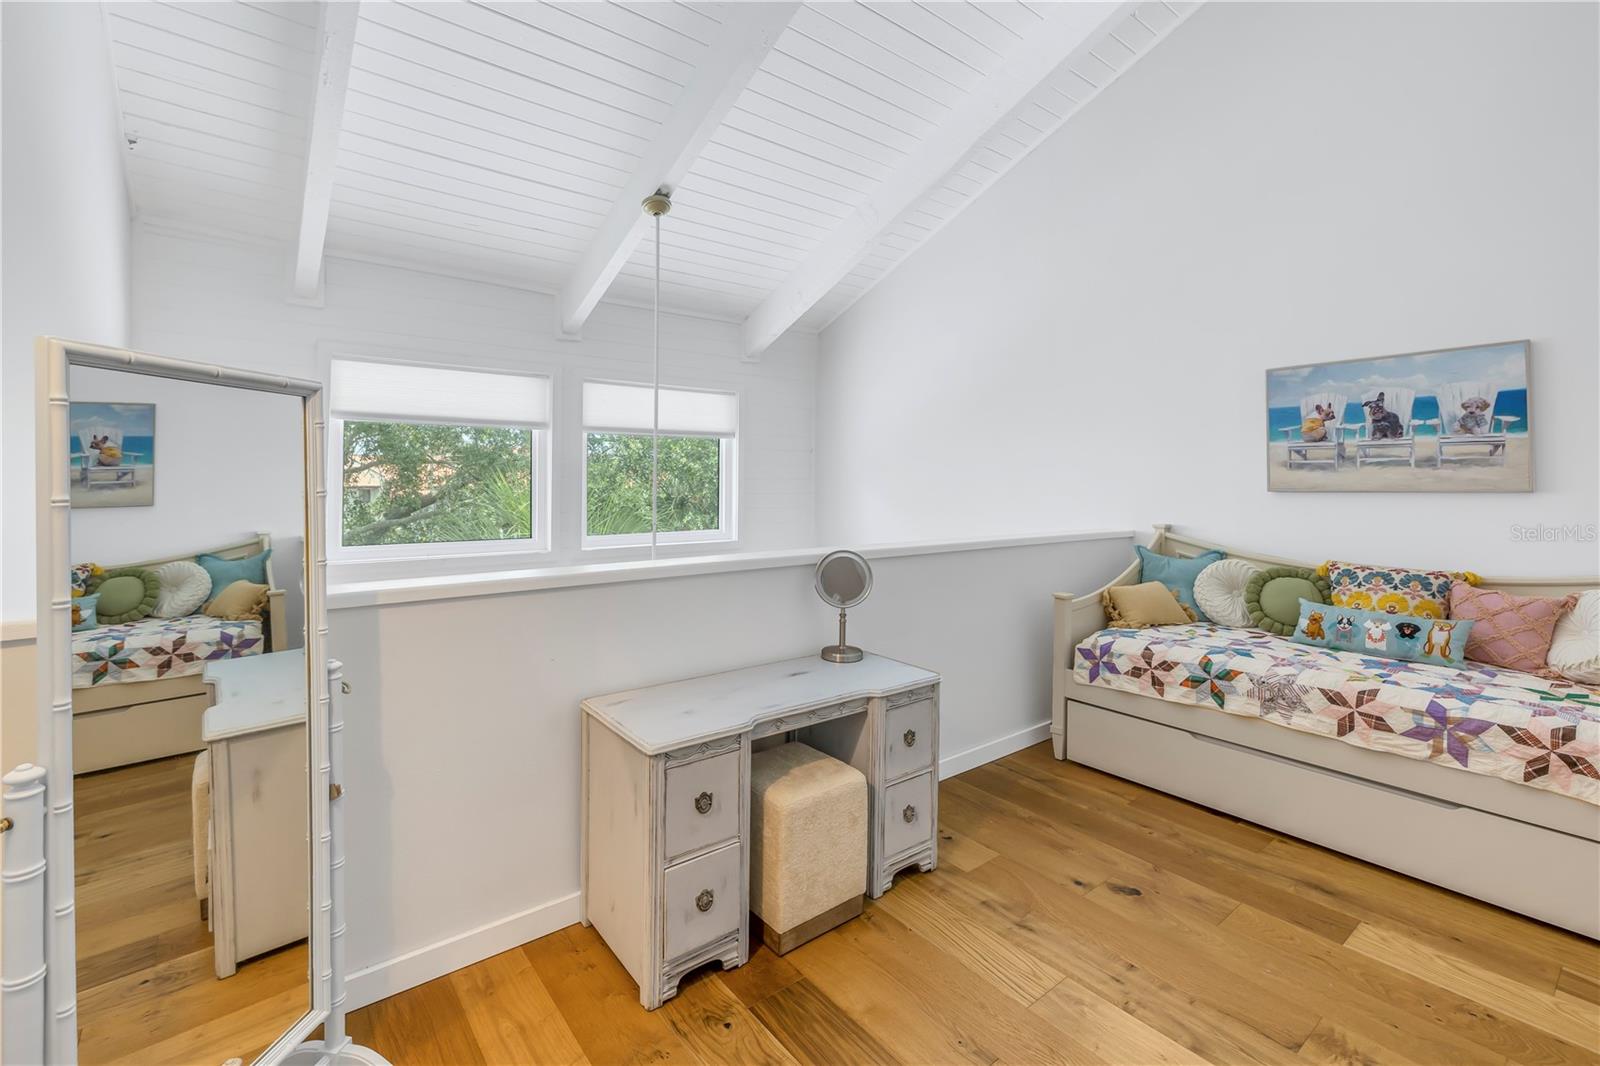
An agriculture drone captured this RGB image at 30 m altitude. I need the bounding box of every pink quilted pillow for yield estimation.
[1449,585,1576,674]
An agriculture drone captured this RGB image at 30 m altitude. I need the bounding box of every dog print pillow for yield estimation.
[1290,598,1475,667]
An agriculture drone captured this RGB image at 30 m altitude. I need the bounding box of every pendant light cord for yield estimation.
[650,209,661,561]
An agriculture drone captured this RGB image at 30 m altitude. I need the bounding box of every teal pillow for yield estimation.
[1137,546,1225,621]
[72,593,100,632]
[1246,566,1329,636]
[197,549,271,592]
[1289,598,1476,667]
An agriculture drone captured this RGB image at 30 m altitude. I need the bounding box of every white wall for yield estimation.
[131,224,819,574]
[332,532,1132,1007]
[2,1,132,764]
[816,2,1600,577]
[67,367,306,646]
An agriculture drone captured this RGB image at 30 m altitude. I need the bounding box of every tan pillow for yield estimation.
[1103,582,1196,628]
[203,580,269,621]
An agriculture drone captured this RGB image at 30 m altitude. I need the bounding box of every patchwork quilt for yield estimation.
[1074,623,1599,806]
[72,615,264,689]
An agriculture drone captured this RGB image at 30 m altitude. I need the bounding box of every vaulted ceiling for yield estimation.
[104,1,1195,353]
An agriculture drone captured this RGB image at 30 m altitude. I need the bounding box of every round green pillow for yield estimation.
[87,568,159,624]
[1245,566,1330,636]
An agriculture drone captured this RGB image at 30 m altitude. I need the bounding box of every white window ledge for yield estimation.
[327,529,1135,610]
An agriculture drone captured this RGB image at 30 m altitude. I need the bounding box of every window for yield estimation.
[582,381,736,547]
[329,359,551,558]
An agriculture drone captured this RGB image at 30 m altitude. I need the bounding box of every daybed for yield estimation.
[1052,525,1600,938]
[72,534,288,773]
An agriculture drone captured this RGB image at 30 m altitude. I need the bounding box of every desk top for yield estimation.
[582,653,938,755]
[203,648,308,742]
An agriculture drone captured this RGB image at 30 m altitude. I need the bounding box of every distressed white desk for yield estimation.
[202,649,309,978]
[581,654,940,1009]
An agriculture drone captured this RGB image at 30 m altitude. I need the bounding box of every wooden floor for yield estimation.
[74,754,309,1065]
[348,742,1600,1066]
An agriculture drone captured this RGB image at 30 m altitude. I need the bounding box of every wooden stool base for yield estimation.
[758,895,864,956]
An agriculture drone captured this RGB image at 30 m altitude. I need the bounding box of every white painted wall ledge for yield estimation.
[327,529,1135,610]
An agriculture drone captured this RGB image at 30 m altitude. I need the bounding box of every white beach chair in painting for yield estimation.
[1280,392,1347,469]
[1431,380,1509,467]
[1353,388,1418,469]
[71,419,144,491]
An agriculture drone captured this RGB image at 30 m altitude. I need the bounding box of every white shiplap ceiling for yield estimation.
[105,1,1196,353]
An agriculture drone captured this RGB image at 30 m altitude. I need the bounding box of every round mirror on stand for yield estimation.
[815,550,872,663]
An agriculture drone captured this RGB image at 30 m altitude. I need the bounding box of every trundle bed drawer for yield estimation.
[1066,699,1600,939]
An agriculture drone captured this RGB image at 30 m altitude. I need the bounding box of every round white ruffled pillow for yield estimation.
[1548,589,1600,685]
[1193,558,1261,629]
[151,560,213,618]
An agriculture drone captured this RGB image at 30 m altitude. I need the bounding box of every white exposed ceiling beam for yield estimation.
[558,2,799,338]
[290,0,360,302]
[741,2,1142,358]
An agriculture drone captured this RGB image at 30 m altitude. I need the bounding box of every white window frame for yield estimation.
[580,380,738,552]
[326,354,554,569]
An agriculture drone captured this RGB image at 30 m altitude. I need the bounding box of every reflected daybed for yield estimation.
[72,534,289,773]
[1052,525,1600,938]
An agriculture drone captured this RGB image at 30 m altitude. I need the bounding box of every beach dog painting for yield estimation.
[69,402,155,508]
[1267,341,1532,492]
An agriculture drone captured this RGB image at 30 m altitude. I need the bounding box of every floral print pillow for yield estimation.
[1322,559,1473,619]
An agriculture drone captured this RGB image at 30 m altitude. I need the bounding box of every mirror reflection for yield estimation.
[68,366,311,1065]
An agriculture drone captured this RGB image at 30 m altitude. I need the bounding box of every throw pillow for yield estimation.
[1448,585,1576,675]
[87,568,160,624]
[1322,559,1473,619]
[1290,598,1476,667]
[1246,567,1330,636]
[1548,590,1600,685]
[204,580,270,621]
[1193,558,1260,629]
[1103,582,1196,628]
[196,549,271,593]
[1136,546,1225,621]
[151,560,213,618]
[71,593,100,632]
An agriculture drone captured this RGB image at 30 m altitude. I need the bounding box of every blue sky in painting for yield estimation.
[1266,342,1527,408]
[71,402,153,437]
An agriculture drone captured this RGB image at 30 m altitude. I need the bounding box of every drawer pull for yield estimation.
[903,728,917,748]
[694,791,713,815]
[695,889,714,912]
[902,804,917,824]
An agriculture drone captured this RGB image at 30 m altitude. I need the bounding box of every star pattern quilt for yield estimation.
[72,615,264,689]
[1074,623,1599,806]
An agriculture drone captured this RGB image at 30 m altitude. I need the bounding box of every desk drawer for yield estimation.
[885,698,935,779]
[882,771,934,859]
[664,749,740,861]
[662,842,741,960]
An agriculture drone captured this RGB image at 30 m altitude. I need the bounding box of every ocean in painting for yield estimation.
[1267,389,1529,441]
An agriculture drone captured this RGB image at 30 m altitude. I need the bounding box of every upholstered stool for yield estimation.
[750,742,867,954]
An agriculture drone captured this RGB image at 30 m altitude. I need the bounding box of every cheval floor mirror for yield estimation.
[3,338,386,1066]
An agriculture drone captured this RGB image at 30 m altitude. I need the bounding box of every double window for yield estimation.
[581,381,737,548]
[329,358,737,565]
[329,359,551,559]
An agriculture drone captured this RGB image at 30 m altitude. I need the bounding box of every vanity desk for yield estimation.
[581,653,941,1009]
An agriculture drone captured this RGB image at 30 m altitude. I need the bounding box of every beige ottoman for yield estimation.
[750,742,867,954]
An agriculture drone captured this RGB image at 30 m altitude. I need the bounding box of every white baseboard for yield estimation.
[939,720,1051,780]
[345,891,580,1011]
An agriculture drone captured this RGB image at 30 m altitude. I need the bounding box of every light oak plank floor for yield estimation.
[74,754,309,1066]
[347,743,1600,1066]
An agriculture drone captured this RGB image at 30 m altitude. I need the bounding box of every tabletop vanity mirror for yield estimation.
[8,338,386,1066]
[815,549,872,663]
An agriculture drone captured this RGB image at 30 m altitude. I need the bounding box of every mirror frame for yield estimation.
[32,338,332,1063]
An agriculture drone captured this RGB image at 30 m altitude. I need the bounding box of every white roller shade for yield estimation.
[582,381,738,437]
[330,359,551,427]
